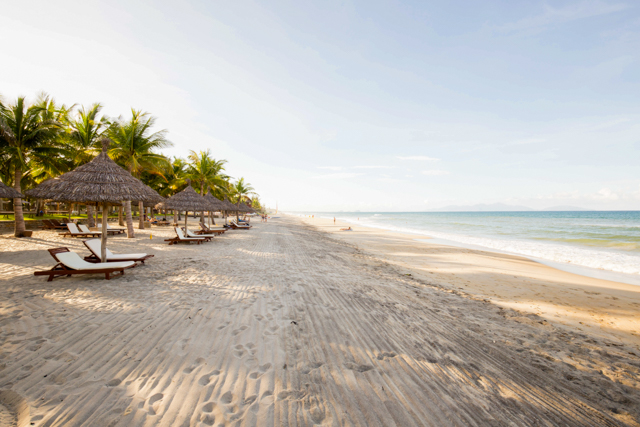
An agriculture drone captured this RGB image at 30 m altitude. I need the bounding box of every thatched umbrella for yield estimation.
[219,196,237,224]
[26,138,160,261]
[203,188,225,226]
[161,179,210,231]
[0,180,24,199]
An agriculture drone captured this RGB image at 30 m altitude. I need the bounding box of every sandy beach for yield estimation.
[1,215,639,426]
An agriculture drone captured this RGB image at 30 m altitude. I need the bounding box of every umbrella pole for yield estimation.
[185,210,188,232]
[101,202,108,262]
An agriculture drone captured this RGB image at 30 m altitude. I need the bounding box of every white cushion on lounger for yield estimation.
[106,224,124,230]
[85,239,147,261]
[184,229,202,238]
[67,223,81,234]
[56,251,134,270]
[176,227,203,240]
[78,224,100,234]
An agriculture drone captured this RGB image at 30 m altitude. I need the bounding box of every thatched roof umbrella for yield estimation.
[203,188,225,226]
[0,180,24,199]
[238,202,252,213]
[221,197,237,211]
[161,179,210,231]
[26,138,160,261]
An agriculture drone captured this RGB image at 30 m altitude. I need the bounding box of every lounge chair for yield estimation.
[106,223,126,235]
[42,219,66,230]
[199,223,226,235]
[83,239,154,264]
[42,219,60,230]
[51,219,67,228]
[59,223,101,238]
[165,227,206,245]
[229,220,251,229]
[78,224,102,235]
[34,248,136,281]
[181,227,213,241]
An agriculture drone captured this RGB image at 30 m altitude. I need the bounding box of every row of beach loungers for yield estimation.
[33,220,252,281]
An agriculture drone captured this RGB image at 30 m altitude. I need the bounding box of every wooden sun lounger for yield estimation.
[165,227,206,245]
[51,219,67,227]
[43,219,66,230]
[59,223,101,238]
[33,248,136,281]
[83,239,154,264]
[106,224,126,235]
[182,227,213,241]
[198,223,226,235]
[42,219,62,230]
[229,221,251,229]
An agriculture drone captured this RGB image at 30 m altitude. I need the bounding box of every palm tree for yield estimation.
[0,95,65,236]
[186,150,228,223]
[108,109,171,236]
[232,177,255,221]
[67,103,108,226]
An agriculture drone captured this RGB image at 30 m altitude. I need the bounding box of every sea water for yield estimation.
[296,211,640,283]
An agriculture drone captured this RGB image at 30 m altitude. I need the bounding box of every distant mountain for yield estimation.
[428,203,535,212]
[541,205,588,211]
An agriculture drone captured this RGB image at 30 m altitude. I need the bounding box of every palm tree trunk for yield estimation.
[118,205,124,226]
[13,167,26,237]
[138,201,145,229]
[87,205,95,227]
[100,203,109,262]
[124,201,135,238]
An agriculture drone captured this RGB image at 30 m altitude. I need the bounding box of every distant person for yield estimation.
[333,217,336,224]
[340,226,352,231]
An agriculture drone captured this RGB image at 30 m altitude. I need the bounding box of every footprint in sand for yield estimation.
[376,351,397,361]
[300,362,322,375]
[198,370,220,386]
[148,393,164,416]
[343,362,374,373]
[309,405,327,424]
[106,378,122,387]
[217,321,230,330]
[234,347,245,358]
[232,326,249,336]
[183,357,206,374]
[254,314,264,321]
[277,389,305,401]
[220,391,234,404]
[243,395,257,405]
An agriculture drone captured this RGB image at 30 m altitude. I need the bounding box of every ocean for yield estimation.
[296,211,640,284]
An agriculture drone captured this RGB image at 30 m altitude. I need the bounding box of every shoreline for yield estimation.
[296,212,640,286]
[296,213,640,347]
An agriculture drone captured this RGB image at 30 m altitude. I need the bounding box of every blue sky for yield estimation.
[2,0,639,210]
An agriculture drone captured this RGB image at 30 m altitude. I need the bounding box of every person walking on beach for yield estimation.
[333,217,336,224]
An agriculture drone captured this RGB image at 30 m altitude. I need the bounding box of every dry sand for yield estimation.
[0,215,638,426]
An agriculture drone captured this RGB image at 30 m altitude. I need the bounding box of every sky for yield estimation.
[2,0,639,211]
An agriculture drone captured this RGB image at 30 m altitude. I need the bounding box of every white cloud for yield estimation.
[317,166,342,171]
[353,165,394,169]
[421,170,450,176]
[397,156,440,161]
[313,172,364,179]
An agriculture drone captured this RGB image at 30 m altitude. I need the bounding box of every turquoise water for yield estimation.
[296,211,640,277]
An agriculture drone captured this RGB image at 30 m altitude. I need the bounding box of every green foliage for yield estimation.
[0,93,261,210]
